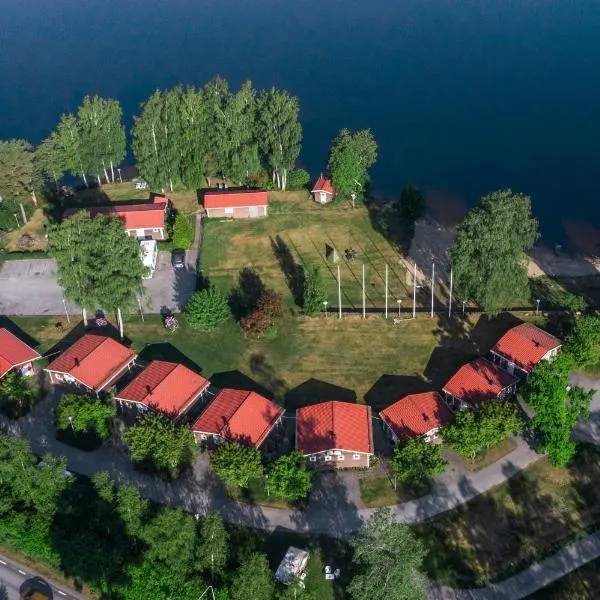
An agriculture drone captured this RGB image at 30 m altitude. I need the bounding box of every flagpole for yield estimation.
[337,264,342,319]
[385,264,388,319]
[431,263,435,319]
[412,262,417,319]
[362,263,366,319]
[448,268,453,318]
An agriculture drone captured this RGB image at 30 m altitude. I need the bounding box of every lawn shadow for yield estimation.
[248,353,288,402]
[364,374,431,413]
[138,342,203,373]
[210,369,274,399]
[284,378,357,411]
[271,235,305,308]
[228,267,266,320]
[0,315,39,349]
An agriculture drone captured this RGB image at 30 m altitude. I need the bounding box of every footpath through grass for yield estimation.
[414,444,600,588]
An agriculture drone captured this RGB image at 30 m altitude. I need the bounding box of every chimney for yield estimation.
[74,357,80,367]
[146,385,153,396]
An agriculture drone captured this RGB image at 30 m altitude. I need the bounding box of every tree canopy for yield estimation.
[211,441,264,487]
[450,189,539,314]
[348,508,427,600]
[391,438,446,484]
[0,371,37,417]
[123,413,196,479]
[230,552,276,600]
[0,139,35,199]
[327,129,377,199]
[185,287,232,331]
[564,315,600,369]
[267,451,313,501]
[172,212,195,249]
[55,393,115,440]
[48,211,146,311]
[303,266,327,316]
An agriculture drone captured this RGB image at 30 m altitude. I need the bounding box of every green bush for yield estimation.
[55,393,115,440]
[185,288,231,331]
[286,168,310,189]
[171,212,195,249]
[0,197,30,232]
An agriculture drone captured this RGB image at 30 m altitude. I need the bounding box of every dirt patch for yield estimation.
[4,209,48,251]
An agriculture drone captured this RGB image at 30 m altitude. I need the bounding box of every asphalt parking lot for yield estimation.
[0,252,196,316]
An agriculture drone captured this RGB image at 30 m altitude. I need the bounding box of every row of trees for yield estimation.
[132,79,302,191]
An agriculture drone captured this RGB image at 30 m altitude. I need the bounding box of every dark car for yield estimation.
[171,248,186,269]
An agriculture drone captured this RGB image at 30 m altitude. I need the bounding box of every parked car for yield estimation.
[171,248,185,269]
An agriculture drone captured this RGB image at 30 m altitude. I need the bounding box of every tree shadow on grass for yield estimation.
[138,342,203,373]
[284,378,357,411]
[248,353,288,402]
[270,235,305,308]
[228,268,266,320]
[209,369,274,399]
[364,374,431,414]
[0,315,39,349]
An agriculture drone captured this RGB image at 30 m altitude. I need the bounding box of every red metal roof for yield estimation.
[380,392,452,439]
[203,190,268,209]
[492,322,561,372]
[0,328,41,379]
[192,388,284,447]
[115,360,209,417]
[296,401,373,455]
[443,357,518,407]
[311,177,334,194]
[63,201,166,230]
[45,334,137,392]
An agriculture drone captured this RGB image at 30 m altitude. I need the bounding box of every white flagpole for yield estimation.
[448,268,453,318]
[385,264,388,319]
[412,262,417,319]
[431,263,435,319]
[337,264,342,319]
[362,263,366,319]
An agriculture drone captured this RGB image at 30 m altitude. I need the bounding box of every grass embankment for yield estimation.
[9,311,526,407]
[414,444,600,588]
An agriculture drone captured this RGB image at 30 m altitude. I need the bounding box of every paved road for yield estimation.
[0,552,85,600]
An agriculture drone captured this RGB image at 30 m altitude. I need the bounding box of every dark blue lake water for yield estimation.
[1,0,600,244]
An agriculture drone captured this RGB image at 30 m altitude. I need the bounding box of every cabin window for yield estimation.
[324,455,332,462]
[337,455,345,461]
[309,456,317,462]
[352,454,361,460]
[224,207,234,215]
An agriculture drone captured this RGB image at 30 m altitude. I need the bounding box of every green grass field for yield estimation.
[201,192,410,310]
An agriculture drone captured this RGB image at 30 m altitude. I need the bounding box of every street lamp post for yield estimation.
[397,299,402,317]
[462,300,466,315]
[68,416,74,431]
[323,300,329,319]
[117,167,122,183]
[536,298,540,315]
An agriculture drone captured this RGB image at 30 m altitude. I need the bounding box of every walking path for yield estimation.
[1,373,599,598]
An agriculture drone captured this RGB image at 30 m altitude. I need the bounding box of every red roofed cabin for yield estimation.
[202,188,268,219]
[44,334,137,396]
[379,392,453,444]
[114,361,210,421]
[311,177,335,204]
[489,322,561,378]
[0,328,41,380]
[63,195,169,240]
[442,357,518,411]
[192,388,284,448]
[296,401,374,469]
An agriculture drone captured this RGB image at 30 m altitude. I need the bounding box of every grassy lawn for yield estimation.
[226,478,291,509]
[447,437,519,473]
[359,475,431,508]
[527,557,600,599]
[9,311,544,409]
[414,444,600,588]
[201,192,409,310]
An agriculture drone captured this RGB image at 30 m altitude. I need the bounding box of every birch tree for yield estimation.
[35,134,66,190]
[202,76,230,181]
[55,113,89,187]
[257,88,302,190]
[0,139,35,199]
[179,86,209,188]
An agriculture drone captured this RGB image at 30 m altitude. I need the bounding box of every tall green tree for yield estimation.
[267,451,313,501]
[450,189,539,315]
[185,288,232,331]
[123,413,196,478]
[230,552,276,600]
[180,86,210,188]
[303,266,327,316]
[564,315,600,368]
[211,442,264,488]
[523,353,592,466]
[202,76,231,182]
[142,507,198,578]
[55,393,115,440]
[348,508,427,600]
[54,113,89,187]
[0,139,35,199]
[327,129,377,200]
[116,484,149,538]
[0,371,37,417]
[35,133,66,190]
[257,88,302,190]
[391,438,446,484]
[48,211,146,311]
[196,512,229,578]
[172,212,195,249]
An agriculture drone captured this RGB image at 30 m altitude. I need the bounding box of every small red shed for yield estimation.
[311,177,335,204]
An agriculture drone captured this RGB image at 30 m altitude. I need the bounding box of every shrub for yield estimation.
[171,212,195,249]
[211,442,263,488]
[55,393,115,440]
[286,169,310,190]
[185,288,231,331]
[267,451,313,500]
[303,266,327,316]
[240,290,284,337]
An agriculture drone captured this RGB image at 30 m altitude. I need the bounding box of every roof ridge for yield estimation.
[216,388,253,436]
[78,334,110,363]
[143,361,181,399]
